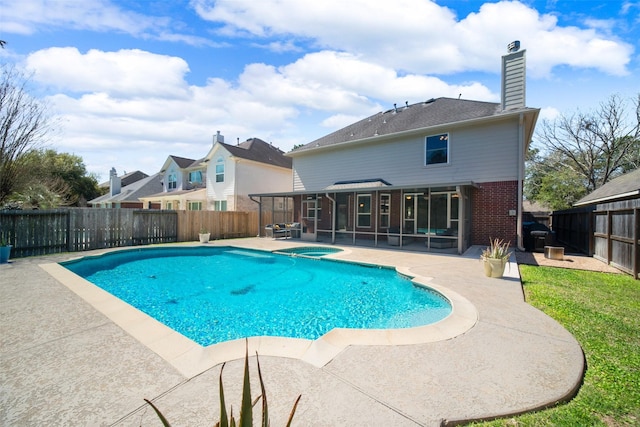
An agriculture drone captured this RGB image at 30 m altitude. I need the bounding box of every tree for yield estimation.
[527,94,640,209]
[9,149,101,208]
[0,63,54,204]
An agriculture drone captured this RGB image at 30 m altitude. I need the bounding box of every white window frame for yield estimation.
[214,200,227,211]
[215,157,225,183]
[168,172,177,189]
[188,201,202,211]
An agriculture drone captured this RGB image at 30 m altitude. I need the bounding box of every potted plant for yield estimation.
[480,238,511,278]
[0,235,11,264]
[198,228,210,243]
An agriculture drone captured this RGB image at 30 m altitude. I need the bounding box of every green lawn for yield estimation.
[471,265,640,426]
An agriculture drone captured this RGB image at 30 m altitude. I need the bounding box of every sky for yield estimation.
[1,0,639,182]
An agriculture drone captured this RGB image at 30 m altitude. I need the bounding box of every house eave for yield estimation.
[573,190,640,207]
[250,181,478,198]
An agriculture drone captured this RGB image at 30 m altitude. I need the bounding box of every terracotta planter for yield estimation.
[199,233,210,243]
[483,258,506,278]
[0,245,11,264]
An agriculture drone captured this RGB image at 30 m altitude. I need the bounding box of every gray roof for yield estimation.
[293,97,535,153]
[575,168,640,206]
[98,170,148,188]
[89,173,164,204]
[220,138,292,169]
[170,155,198,169]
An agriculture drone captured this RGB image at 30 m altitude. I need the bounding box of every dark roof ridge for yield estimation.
[169,155,197,168]
[219,137,292,169]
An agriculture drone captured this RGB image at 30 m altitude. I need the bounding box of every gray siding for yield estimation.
[293,118,520,191]
[501,50,526,111]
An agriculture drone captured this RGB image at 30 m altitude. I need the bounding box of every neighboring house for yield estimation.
[140,132,292,211]
[570,167,640,278]
[574,167,640,208]
[89,168,163,208]
[253,43,540,253]
[139,155,207,211]
[523,200,551,228]
[97,169,149,191]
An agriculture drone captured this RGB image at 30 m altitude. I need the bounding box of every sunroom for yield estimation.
[251,181,475,254]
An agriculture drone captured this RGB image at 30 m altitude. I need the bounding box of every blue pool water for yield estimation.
[61,246,451,346]
[274,246,343,258]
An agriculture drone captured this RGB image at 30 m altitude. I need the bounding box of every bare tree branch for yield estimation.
[0,63,55,204]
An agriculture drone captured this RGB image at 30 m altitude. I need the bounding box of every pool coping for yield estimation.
[40,243,477,377]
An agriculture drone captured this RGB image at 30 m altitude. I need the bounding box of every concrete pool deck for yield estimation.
[0,238,585,426]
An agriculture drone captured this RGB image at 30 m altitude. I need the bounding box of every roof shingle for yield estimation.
[294,97,534,152]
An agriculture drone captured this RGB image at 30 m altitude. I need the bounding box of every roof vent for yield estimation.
[507,40,520,53]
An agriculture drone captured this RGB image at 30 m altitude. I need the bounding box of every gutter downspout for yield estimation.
[517,113,525,251]
[325,193,336,244]
[249,195,262,237]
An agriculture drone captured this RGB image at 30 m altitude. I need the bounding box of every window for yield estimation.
[357,194,371,227]
[166,202,173,210]
[214,200,227,211]
[189,170,202,184]
[215,157,225,183]
[425,133,449,165]
[379,194,390,228]
[188,201,202,211]
[168,172,177,189]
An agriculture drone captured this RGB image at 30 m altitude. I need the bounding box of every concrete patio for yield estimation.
[0,238,585,426]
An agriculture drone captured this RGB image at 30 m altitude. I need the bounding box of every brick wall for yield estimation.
[471,181,518,246]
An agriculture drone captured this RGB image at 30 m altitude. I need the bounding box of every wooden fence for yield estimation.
[552,201,639,279]
[0,208,259,259]
[551,206,594,254]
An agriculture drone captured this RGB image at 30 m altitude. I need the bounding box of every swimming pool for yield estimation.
[61,246,451,346]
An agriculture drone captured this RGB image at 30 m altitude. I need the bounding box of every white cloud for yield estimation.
[193,0,633,77]
[26,48,191,98]
[538,106,560,121]
[0,0,212,46]
[0,0,163,35]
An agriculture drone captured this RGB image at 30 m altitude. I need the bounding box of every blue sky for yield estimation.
[1,0,639,181]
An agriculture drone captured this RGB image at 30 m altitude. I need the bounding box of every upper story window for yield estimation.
[215,157,225,183]
[189,170,203,184]
[168,172,177,189]
[425,133,449,165]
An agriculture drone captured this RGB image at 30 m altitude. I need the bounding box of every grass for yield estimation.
[470,265,640,426]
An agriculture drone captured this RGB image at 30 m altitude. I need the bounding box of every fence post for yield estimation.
[634,208,639,279]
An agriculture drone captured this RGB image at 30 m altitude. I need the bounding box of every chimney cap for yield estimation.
[507,40,520,53]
